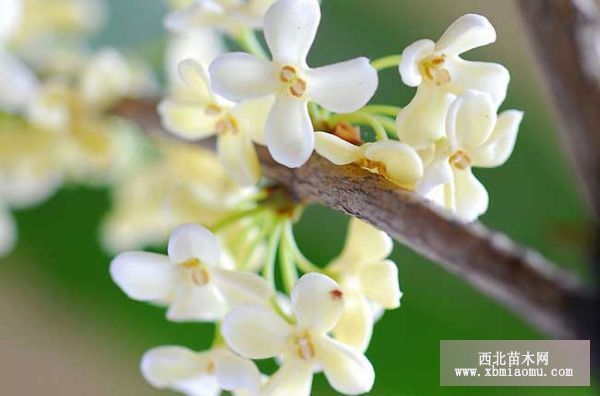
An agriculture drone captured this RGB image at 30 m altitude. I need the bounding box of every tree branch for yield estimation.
[113,98,591,339]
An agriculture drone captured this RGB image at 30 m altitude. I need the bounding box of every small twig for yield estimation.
[112,99,591,339]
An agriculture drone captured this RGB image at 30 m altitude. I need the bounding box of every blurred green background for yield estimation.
[0,0,595,395]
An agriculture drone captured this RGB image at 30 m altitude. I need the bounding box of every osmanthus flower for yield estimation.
[222,273,375,396]
[110,224,271,321]
[396,14,510,149]
[209,0,378,168]
[420,90,523,222]
[141,345,262,396]
[314,132,423,189]
[165,0,276,35]
[326,218,401,352]
[159,59,272,186]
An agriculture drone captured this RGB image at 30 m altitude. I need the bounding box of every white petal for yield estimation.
[217,131,261,186]
[209,53,277,101]
[399,39,435,87]
[231,96,275,145]
[416,158,453,196]
[453,168,489,222]
[168,224,220,265]
[158,99,219,140]
[315,336,375,395]
[0,53,38,113]
[0,206,16,257]
[0,0,21,43]
[333,218,392,270]
[291,273,344,333]
[360,260,402,309]
[306,58,378,113]
[265,96,314,168]
[167,284,228,322]
[396,84,455,149]
[364,140,424,188]
[141,346,206,389]
[179,59,215,101]
[264,0,321,65]
[471,110,523,168]
[332,294,374,352]
[262,357,313,396]
[435,14,497,55]
[314,132,363,165]
[166,30,226,85]
[110,252,175,301]
[222,304,291,359]
[213,349,262,394]
[445,90,496,152]
[446,59,510,106]
[211,267,271,306]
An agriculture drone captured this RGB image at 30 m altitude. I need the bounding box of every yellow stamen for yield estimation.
[293,331,316,360]
[449,149,472,170]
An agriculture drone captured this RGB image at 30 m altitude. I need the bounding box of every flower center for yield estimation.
[279,65,307,98]
[420,54,451,86]
[205,359,215,374]
[204,103,222,116]
[357,158,389,178]
[293,330,316,360]
[181,258,210,286]
[449,149,472,170]
[215,115,239,135]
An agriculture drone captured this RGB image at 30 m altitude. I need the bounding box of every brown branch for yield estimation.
[517,0,600,221]
[113,99,591,339]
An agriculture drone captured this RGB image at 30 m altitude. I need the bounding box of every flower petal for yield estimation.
[209,53,277,101]
[0,53,38,113]
[332,294,374,352]
[168,224,220,265]
[264,0,321,64]
[265,96,314,168]
[306,58,378,113]
[158,99,219,140]
[166,30,226,85]
[416,157,453,196]
[446,59,510,106]
[217,130,261,186]
[0,0,21,43]
[213,349,262,394]
[315,336,375,395]
[435,14,497,55]
[453,168,489,222]
[222,304,291,359]
[332,218,392,270]
[314,132,363,165]
[471,110,523,168]
[396,84,455,149]
[141,346,208,390]
[110,252,175,301]
[359,260,402,309]
[445,90,496,152]
[262,356,313,396]
[399,39,435,87]
[211,267,271,306]
[167,284,228,322]
[178,59,215,101]
[364,140,424,188]
[291,273,344,333]
[231,96,275,145]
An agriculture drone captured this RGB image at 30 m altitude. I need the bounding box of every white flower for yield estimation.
[110,224,271,322]
[222,273,375,396]
[0,52,38,113]
[141,345,262,396]
[396,14,510,149]
[165,0,276,35]
[314,132,423,189]
[0,203,16,257]
[209,0,378,168]
[326,218,401,352]
[0,0,22,46]
[160,59,271,186]
[420,90,523,222]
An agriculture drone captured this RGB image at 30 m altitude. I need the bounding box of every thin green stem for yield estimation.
[371,55,402,71]
[329,112,388,141]
[362,105,402,117]
[211,322,225,348]
[236,29,268,59]
[375,115,399,139]
[283,222,324,274]
[262,221,284,288]
[279,225,298,294]
[211,206,265,234]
